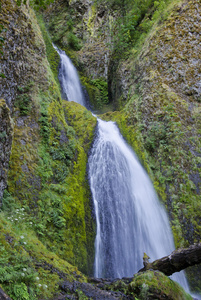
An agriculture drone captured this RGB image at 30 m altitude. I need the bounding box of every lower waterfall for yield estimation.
[88,118,189,291]
[55,48,190,292]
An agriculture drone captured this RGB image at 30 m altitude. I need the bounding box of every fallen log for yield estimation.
[138,243,201,276]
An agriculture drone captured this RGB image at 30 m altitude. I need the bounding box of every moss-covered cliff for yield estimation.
[0,0,96,298]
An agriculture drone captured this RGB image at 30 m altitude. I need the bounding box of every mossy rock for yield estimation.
[62,100,97,151]
[128,271,192,300]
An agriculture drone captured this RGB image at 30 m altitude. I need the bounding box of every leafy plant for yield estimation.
[67,32,82,51]
[144,121,167,152]
[90,78,109,106]
[15,82,34,116]
[39,112,50,141]
[0,244,39,300]
[1,191,17,212]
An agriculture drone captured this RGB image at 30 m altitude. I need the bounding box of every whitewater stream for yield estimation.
[55,47,190,293]
[54,45,86,106]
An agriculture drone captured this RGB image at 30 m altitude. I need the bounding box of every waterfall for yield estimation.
[53,45,86,106]
[88,118,189,291]
[55,48,190,292]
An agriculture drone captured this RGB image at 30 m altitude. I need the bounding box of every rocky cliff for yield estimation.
[0,0,96,298]
[108,0,201,291]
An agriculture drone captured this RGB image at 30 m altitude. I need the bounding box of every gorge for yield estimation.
[0,0,201,299]
[57,44,189,291]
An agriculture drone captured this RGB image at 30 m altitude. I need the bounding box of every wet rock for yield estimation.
[60,280,123,299]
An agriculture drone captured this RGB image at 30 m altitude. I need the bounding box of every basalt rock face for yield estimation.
[110,1,201,107]
[0,0,49,204]
[0,100,13,202]
[0,1,44,202]
[44,0,111,80]
[120,0,201,240]
[107,0,201,292]
[0,0,47,202]
[0,1,46,111]
[0,0,96,287]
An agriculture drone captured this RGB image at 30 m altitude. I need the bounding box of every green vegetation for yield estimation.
[103,271,192,299]
[1,3,96,300]
[0,207,86,300]
[36,14,60,83]
[15,82,34,116]
[67,32,82,51]
[81,76,109,110]
[42,2,82,52]
[96,0,173,58]
[1,0,201,297]
[128,271,192,300]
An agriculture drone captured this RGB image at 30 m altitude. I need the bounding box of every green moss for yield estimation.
[63,101,97,274]
[80,75,109,111]
[128,271,192,300]
[103,271,192,299]
[36,13,60,84]
[85,2,96,36]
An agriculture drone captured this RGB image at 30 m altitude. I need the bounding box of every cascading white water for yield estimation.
[88,118,189,292]
[54,48,190,293]
[54,45,85,106]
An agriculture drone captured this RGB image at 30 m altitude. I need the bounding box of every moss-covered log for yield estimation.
[139,243,201,276]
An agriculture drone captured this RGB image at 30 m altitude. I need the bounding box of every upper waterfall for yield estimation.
[54,45,86,106]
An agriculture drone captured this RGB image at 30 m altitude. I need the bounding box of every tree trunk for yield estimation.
[138,243,201,276]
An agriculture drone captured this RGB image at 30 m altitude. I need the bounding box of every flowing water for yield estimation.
[88,119,189,291]
[56,48,190,292]
[54,45,86,106]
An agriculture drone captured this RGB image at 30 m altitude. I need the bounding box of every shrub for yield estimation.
[67,32,82,51]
